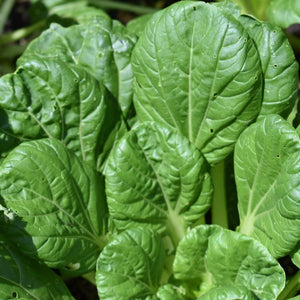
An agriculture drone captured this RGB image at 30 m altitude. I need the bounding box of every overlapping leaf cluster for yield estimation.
[0,1,299,299]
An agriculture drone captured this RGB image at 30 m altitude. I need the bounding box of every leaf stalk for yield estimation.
[211,160,228,228]
[0,0,15,34]
[88,0,158,15]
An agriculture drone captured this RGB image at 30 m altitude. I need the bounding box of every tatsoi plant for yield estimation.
[0,1,299,299]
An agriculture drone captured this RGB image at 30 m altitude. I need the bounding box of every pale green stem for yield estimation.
[277,270,300,299]
[287,97,299,125]
[211,160,228,228]
[166,208,186,249]
[88,0,158,15]
[82,271,96,286]
[0,0,15,34]
[0,19,46,45]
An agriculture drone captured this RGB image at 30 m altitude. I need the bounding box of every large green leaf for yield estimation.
[18,19,136,117]
[236,115,300,258]
[132,1,262,165]
[0,57,120,169]
[173,225,285,299]
[267,0,300,28]
[127,13,154,37]
[105,122,212,245]
[96,228,165,300]
[238,15,299,117]
[0,240,73,300]
[197,285,256,299]
[0,138,108,274]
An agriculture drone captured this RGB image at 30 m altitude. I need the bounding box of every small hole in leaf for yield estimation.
[274,64,278,68]
[74,79,78,83]
[210,129,214,133]
[213,92,218,97]
[276,154,280,158]
[12,292,18,298]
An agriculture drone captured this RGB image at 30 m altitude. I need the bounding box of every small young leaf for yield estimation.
[0,240,74,300]
[132,1,262,164]
[105,122,212,246]
[236,115,300,258]
[96,228,165,300]
[0,138,108,274]
[173,225,285,299]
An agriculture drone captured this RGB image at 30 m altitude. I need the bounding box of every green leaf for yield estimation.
[236,115,300,258]
[291,240,300,268]
[132,1,262,165]
[0,57,120,169]
[197,285,256,299]
[238,15,299,117]
[127,13,154,37]
[0,138,108,274]
[267,0,300,29]
[105,122,212,246]
[18,19,136,117]
[157,284,187,300]
[96,228,165,300]
[173,225,285,299]
[0,240,74,300]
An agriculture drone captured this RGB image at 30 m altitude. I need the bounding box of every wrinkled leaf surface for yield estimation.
[96,228,164,300]
[0,241,73,300]
[173,225,285,299]
[105,122,212,244]
[236,115,300,258]
[132,1,262,164]
[0,138,107,274]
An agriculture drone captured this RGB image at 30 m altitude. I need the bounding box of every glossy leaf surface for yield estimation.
[0,57,120,168]
[0,241,73,300]
[132,1,262,164]
[18,19,136,117]
[96,228,164,300]
[105,122,212,244]
[198,285,256,299]
[0,138,107,274]
[239,15,298,117]
[236,115,300,258]
[157,284,186,300]
[173,225,285,299]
